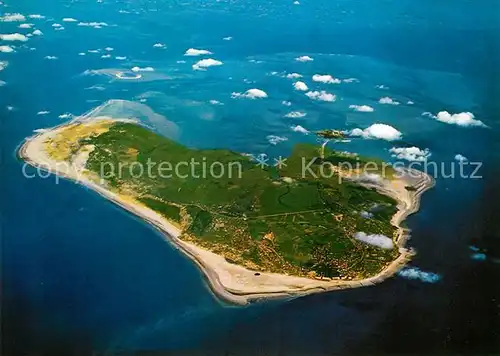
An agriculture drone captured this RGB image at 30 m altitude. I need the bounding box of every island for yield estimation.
[19,117,434,304]
[316,129,346,139]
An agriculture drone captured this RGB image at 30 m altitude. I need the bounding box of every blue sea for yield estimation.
[2,0,499,354]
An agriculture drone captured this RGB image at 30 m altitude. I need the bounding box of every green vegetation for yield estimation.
[69,122,400,279]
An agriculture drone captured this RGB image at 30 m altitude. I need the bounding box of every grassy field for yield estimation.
[58,121,399,279]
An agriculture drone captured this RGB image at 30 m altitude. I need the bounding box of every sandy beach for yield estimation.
[18,122,435,305]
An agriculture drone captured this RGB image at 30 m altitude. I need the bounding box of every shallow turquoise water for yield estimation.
[1,0,498,354]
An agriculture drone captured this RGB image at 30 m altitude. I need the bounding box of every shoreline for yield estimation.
[18,122,435,305]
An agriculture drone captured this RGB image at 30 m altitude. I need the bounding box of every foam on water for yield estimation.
[72,100,179,140]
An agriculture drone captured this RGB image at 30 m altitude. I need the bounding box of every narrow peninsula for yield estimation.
[19,117,434,304]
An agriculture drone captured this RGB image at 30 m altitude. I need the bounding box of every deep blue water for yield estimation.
[2,0,499,354]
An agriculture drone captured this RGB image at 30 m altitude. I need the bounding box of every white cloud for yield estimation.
[223,36,232,41]
[104,47,114,51]
[286,72,302,79]
[421,112,436,119]
[291,125,309,134]
[37,111,50,115]
[44,56,58,60]
[153,43,166,48]
[376,84,389,89]
[192,58,223,70]
[267,135,288,145]
[471,252,487,261]
[349,105,374,112]
[209,100,223,105]
[360,211,373,219]
[28,14,45,20]
[305,90,336,102]
[312,74,341,84]
[343,78,358,83]
[0,61,7,71]
[294,1,300,5]
[58,113,73,119]
[282,101,292,106]
[78,52,86,56]
[1,13,26,22]
[354,232,393,249]
[77,22,108,28]
[115,56,126,60]
[293,81,308,91]
[397,267,441,283]
[353,173,384,185]
[63,18,78,22]
[295,55,313,62]
[407,100,414,105]
[0,33,28,41]
[52,23,63,28]
[0,46,14,53]
[436,111,486,127]
[184,48,212,56]
[379,96,400,105]
[131,66,154,72]
[284,111,306,118]
[101,54,111,59]
[390,146,430,162]
[231,88,268,99]
[454,154,468,162]
[88,49,100,53]
[18,23,33,29]
[349,123,402,141]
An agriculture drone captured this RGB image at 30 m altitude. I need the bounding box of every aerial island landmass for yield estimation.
[19,114,434,304]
